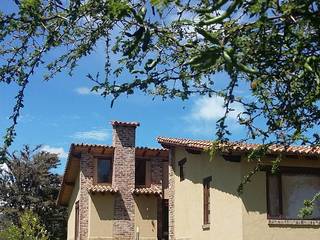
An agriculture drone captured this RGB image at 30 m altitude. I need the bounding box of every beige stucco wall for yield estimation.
[173,147,320,240]
[67,173,80,240]
[88,194,114,240]
[134,195,158,240]
[173,147,243,240]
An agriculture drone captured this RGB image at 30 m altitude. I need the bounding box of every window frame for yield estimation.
[266,166,320,220]
[95,157,113,185]
[203,176,212,227]
[135,158,150,187]
[178,158,187,181]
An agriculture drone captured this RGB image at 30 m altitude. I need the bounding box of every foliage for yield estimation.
[299,192,320,218]
[0,211,49,240]
[0,0,319,159]
[0,146,67,240]
[0,0,319,217]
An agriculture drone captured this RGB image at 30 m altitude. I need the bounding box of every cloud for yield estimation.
[71,129,110,141]
[185,96,244,135]
[191,96,243,121]
[75,87,102,95]
[40,145,68,159]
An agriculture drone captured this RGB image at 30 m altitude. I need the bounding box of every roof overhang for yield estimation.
[57,144,114,206]
[157,137,320,158]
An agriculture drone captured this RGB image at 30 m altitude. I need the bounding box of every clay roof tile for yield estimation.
[157,137,320,156]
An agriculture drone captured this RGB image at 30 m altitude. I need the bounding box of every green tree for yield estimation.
[0,0,319,153]
[0,0,319,215]
[0,146,67,240]
[0,211,49,240]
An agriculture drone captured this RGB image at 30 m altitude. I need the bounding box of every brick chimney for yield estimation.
[111,121,140,239]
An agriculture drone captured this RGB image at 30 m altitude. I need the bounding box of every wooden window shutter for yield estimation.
[75,201,80,240]
[178,158,187,181]
[203,176,212,225]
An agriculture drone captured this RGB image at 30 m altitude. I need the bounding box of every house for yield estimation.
[58,120,320,240]
[157,137,320,240]
[57,121,169,240]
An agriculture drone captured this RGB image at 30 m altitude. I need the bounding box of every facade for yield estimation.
[57,121,169,240]
[157,137,320,240]
[58,121,320,240]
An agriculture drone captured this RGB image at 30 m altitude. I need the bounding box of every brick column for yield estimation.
[168,148,176,240]
[111,121,139,240]
[79,153,94,240]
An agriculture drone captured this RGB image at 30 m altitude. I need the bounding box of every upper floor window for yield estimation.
[267,168,320,219]
[178,158,187,181]
[135,158,147,186]
[97,158,112,184]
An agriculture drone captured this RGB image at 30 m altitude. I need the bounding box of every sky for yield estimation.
[0,54,248,174]
[0,0,250,174]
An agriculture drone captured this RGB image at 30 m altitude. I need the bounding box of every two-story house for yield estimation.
[57,121,169,240]
[157,137,320,240]
[58,120,320,240]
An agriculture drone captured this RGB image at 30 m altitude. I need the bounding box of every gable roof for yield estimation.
[157,137,320,156]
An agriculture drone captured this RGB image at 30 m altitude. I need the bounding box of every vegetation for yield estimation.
[0,211,49,240]
[0,146,67,239]
[0,0,319,216]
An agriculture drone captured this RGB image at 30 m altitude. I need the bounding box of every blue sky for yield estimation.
[0,53,247,174]
[0,1,250,174]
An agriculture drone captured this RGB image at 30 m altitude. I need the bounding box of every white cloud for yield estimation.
[40,145,68,159]
[191,96,243,121]
[75,87,102,95]
[71,129,110,141]
[185,96,244,136]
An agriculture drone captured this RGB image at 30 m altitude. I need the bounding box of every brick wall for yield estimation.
[112,123,138,239]
[76,121,167,240]
[79,153,94,240]
[168,148,176,240]
[151,157,163,188]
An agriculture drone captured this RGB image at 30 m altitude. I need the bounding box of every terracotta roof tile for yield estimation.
[70,143,166,152]
[157,137,320,156]
[111,121,140,127]
[131,186,162,195]
[88,185,119,193]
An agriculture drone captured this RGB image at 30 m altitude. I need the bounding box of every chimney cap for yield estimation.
[111,120,140,127]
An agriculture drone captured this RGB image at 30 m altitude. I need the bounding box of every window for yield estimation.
[97,158,112,184]
[178,158,187,181]
[135,159,147,186]
[203,176,212,226]
[267,168,320,219]
[75,201,79,240]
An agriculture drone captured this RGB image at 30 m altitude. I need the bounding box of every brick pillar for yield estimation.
[79,153,94,240]
[168,148,175,240]
[111,121,139,240]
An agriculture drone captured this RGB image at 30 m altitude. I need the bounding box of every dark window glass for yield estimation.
[75,201,79,240]
[135,159,146,186]
[203,176,212,225]
[162,199,169,239]
[97,159,112,183]
[178,158,186,181]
